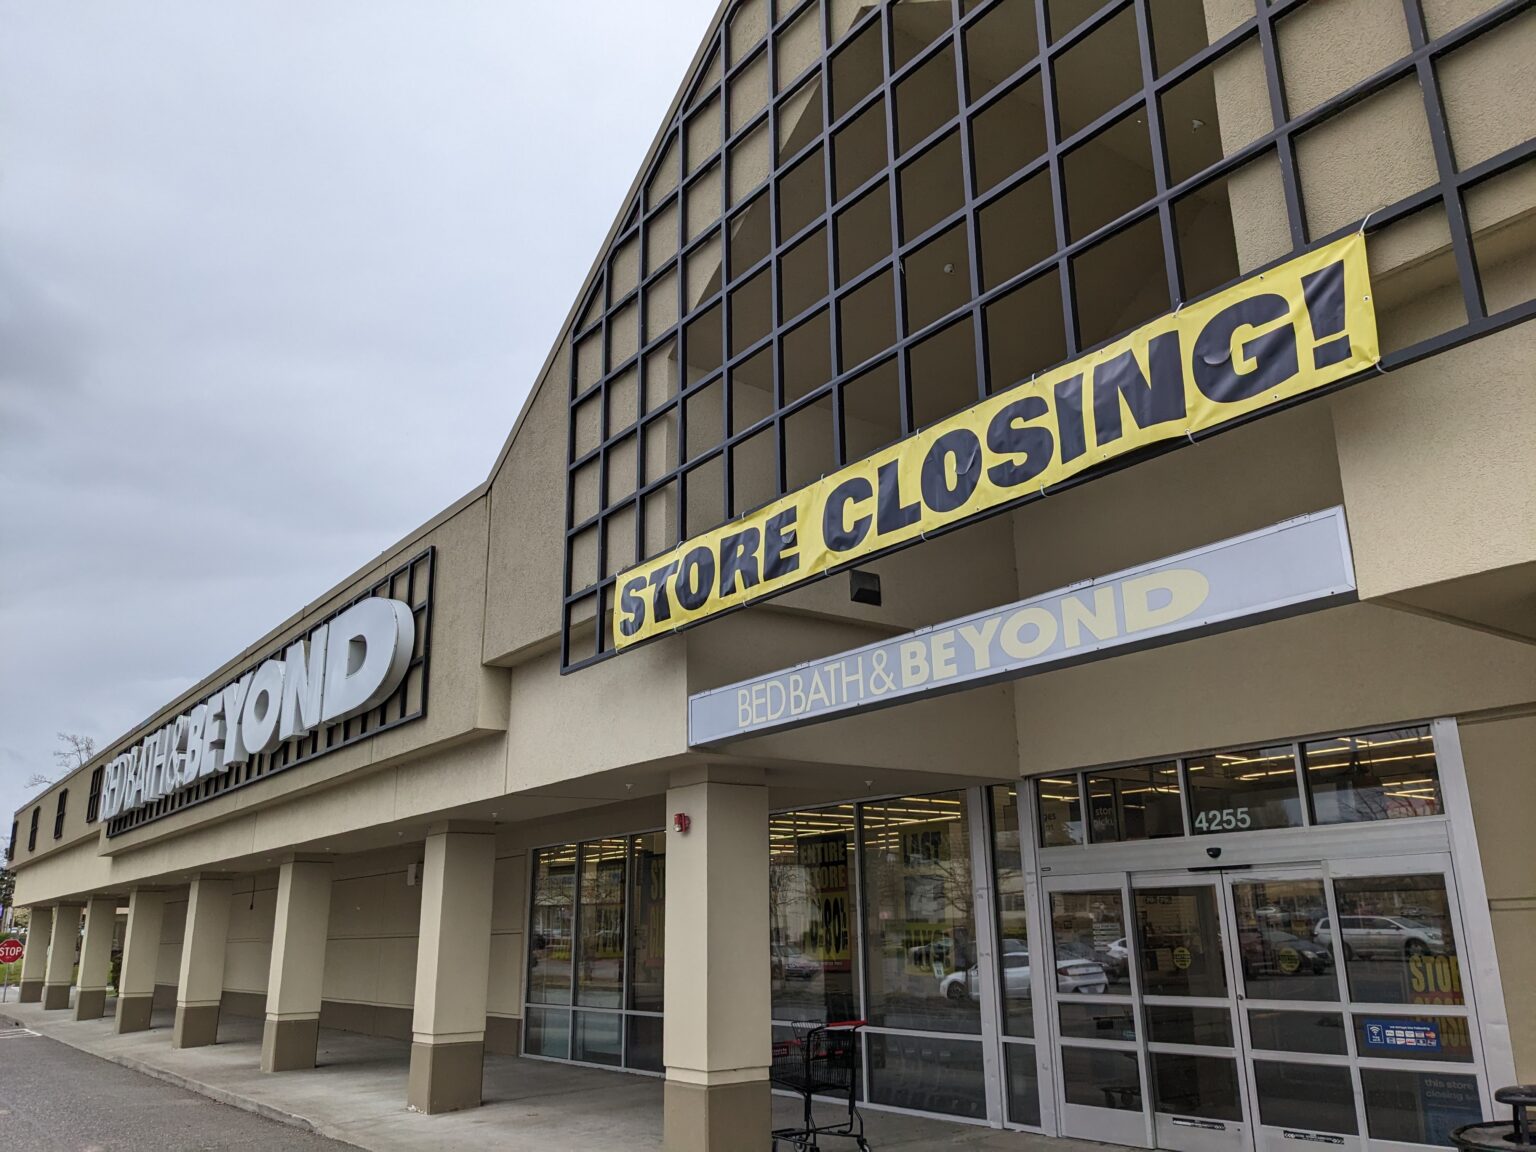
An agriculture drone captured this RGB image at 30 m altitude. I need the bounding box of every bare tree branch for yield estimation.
[31,732,98,788]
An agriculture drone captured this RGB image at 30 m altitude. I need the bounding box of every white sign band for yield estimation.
[688,507,1356,746]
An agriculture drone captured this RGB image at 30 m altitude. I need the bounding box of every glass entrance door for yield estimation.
[1237,858,1488,1152]
[1045,857,1489,1152]
[1136,877,1248,1152]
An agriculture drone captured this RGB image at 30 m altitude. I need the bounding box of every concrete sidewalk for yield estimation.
[0,994,1099,1152]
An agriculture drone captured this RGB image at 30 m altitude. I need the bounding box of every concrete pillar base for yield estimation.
[41,983,71,1010]
[261,1016,320,1072]
[116,993,155,1033]
[407,1040,484,1114]
[18,979,43,1003]
[663,1078,772,1152]
[74,988,107,1020]
[173,1003,220,1048]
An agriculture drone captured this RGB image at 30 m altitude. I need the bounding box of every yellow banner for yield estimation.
[613,234,1377,649]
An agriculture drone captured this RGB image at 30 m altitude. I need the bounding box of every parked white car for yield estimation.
[1314,915,1447,958]
[940,941,1108,1000]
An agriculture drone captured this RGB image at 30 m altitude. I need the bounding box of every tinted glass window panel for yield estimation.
[575,838,628,1008]
[628,833,666,1011]
[1304,727,1442,823]
[1146,1004,1234,1047]
[528,845,577,1005]
[770,809,859,1022]
[1248,1009,1348,1055]
[626,1014,664,1073]
[1186,745,1303,833]
[1061,1046,1142,1110]
[1150,1052,1244,1121]
[862,793,981,1033]
[572,1009,623,1066]
[1136,886,1227,998]
[1087,762,1183,842]
[1232,879,1339,1002]
[525,1005,571,1058]
[1005,1041,1042,1127]
[1331,875,1463,1006]
[1036,776,1083,846]
[867,1032,986,1118]
[1059,1001,1136,1041]
[991,785,1035,1038]
[1254,1060,1359,1135]
[1361,1069,1482,1146]
[1050,889,1129,995]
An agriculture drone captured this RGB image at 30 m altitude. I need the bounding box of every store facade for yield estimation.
[8,1,1535,1151]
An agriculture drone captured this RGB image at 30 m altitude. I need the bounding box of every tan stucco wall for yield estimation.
[1332,322,1536,599]
[506,642,690,790]
[484,346,569,665]
[9,760,107,870]
[1457,711,1536,1081]
[155,895,186,990]
[317,840,526,1023]
[1005,396,1343,602]
[323,849,423,1014]
[223,875,277,999]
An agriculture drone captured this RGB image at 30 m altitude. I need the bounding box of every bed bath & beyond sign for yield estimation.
[688,508,1355,745]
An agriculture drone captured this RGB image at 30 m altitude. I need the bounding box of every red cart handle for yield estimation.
[822,1019,867,1030]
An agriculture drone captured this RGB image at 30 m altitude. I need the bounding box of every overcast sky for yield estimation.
[0,1,719,838]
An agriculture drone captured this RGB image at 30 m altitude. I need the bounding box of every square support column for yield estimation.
[17,904,53,1003]
[662,768,772,1152]
[116,889,167,1032]
[75,896,118,1020]
[261,858,334,1072]
[174,875,232,1048]
[408,823,495,1114]
[42,903,83,1010]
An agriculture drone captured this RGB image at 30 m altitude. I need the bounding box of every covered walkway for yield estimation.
[1,995,1085,1152]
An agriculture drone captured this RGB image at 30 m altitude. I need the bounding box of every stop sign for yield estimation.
[0,938,23,965]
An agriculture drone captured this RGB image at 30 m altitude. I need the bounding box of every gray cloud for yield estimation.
[0,0,718,832]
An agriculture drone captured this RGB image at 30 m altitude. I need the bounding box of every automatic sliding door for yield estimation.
[1230,860,1489,1152]
[1048,878,1148,1148]
[1230,873,1363,1152]
[1329,862,1487,1151]
[1134,880,1248,1152]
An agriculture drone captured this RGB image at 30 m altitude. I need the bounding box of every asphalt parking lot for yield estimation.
[0,1014,351,1151]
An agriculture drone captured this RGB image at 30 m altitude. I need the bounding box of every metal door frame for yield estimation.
[1042,869,1156,1149]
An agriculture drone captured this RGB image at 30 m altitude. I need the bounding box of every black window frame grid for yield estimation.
[561,0,1536,671]
[6,819,15,862]
[86,765,104,824]
[52,789,67,840]
[28,807,39,852]
[105,547,435,838]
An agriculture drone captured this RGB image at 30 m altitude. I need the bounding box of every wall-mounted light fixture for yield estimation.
[849,570,882,606]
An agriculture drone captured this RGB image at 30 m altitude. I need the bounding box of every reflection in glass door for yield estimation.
[1046,860,1490,1152]
[1135,880,1247,1152]
[1231,872,1361,1152]
[1046,876,1148,1149]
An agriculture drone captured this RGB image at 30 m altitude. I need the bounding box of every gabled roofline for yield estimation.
[484,0,735,486]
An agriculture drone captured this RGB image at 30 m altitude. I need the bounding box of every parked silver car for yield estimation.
[939,940,1108,1000]
[1314,914,1447,958]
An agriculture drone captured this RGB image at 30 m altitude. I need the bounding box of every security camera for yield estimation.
[1206,846,1222,859]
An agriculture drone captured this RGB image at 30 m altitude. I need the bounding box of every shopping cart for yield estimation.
[771,1019,870,1151]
